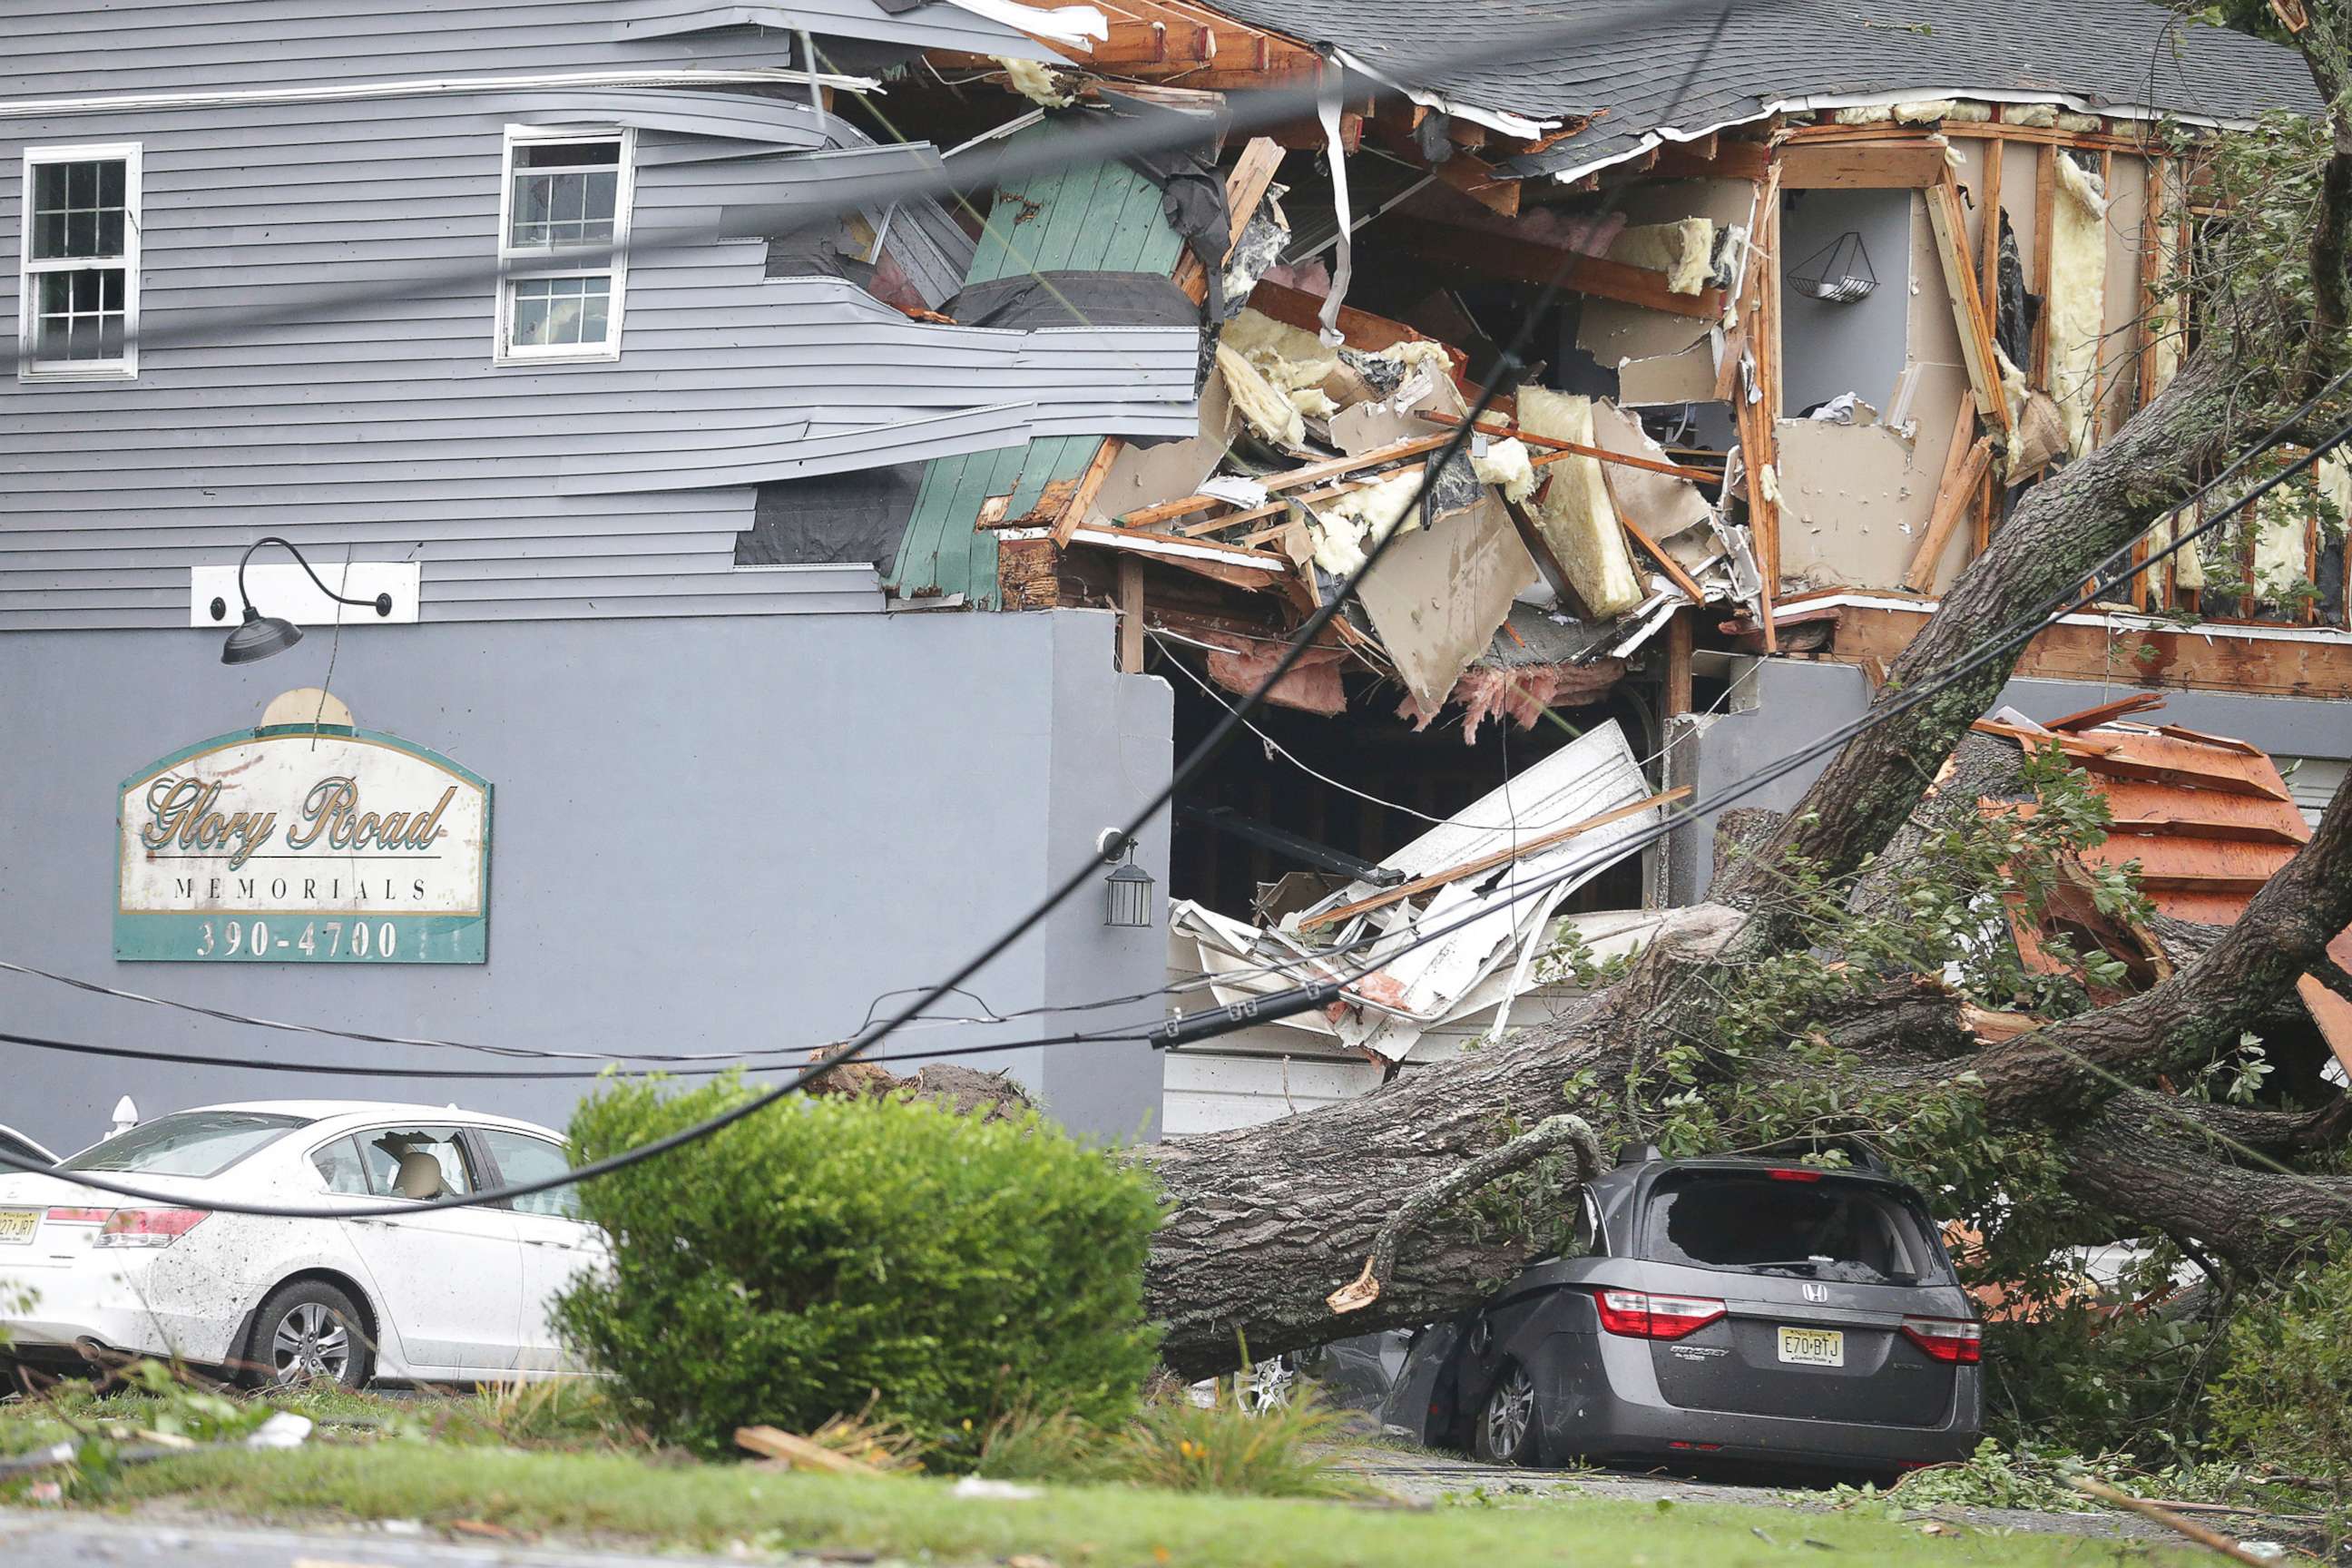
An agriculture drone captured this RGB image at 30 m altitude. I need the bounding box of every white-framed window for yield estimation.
[17,142,141,381]
[495,125,632,364]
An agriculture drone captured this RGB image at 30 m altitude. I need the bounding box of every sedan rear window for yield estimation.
[60,1111,310,1180]
[1643,1171,1947,1286]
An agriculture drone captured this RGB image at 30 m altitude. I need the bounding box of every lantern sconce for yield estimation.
[1096,828,1156,929]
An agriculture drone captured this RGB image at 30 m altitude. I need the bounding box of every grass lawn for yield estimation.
[82,1444,2191,1567]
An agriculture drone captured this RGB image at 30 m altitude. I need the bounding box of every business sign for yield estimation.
[116,725,491,964]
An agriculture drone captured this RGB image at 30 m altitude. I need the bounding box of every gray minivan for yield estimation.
[1374,1151,1983,1473]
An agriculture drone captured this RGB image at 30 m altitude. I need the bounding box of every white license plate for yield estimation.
[0,1209,36,1245]
[1778,1327,1844,1367]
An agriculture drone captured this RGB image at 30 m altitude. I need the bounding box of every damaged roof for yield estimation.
[1200,0,2325,180]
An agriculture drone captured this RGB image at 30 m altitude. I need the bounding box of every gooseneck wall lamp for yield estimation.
[219,535,394,665]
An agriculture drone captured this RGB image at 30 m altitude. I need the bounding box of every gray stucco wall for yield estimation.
[1668,658,2352,901]
[0,607,1171,1154]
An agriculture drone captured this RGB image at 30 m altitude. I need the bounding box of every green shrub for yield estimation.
[554,1078,1163,1458]
[976,1386,1369,1499]
[2209,1245,2352,1519]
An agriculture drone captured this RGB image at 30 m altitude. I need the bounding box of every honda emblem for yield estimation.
[1801,1282,1829,1304]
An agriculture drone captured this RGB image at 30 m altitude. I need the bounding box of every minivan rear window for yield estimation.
[1643,1171,1946,1286]
[61,1111,310,1180]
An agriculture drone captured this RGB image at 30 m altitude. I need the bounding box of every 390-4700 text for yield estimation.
[195,919,399,959]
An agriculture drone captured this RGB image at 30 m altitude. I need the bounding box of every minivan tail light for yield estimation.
[1900,1316,1982,1364]
[44,1207,111,1224]
[1594,1289,1726,1340]
[94,1208,210,1249]
[1765,1167,1823,1181]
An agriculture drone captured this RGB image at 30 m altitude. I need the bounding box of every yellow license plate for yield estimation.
[0,1210,36,1245]
[1778,1327,1844,1367]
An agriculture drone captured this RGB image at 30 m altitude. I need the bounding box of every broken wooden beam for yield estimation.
[735,1426,878,1476]
[1419,411,1719,483]
[1904,435,1995,593]
[1621,515,1709,603]
[1298,788,1693,931]
[1777,139,1951,190]
[1387,221,1728,319]
[1926,172,2015,435]
[1121,433,1460,530]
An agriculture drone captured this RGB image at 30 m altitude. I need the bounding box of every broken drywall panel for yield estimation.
[1328,365,1468,456]
[1615,338,1720,406]
[1352,495,1539,720]
[2050,153,2110,457]
[1773,413,1954,593]
[1520,388,1647,617]
[2100,155,2151,443]
[1779,187,1915,416]
[1589,398,1714,544]
[1904,189,1970,379]
[1095,371,1238,522]
[1578,298,1715,369]
[1610,178,1762,233]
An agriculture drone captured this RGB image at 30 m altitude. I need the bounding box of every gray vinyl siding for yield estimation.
[0,0,1056,102]
[0,87,1200,628]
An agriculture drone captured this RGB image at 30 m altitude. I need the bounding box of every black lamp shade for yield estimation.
[221,605,304,665]
[1105,858,1155,928]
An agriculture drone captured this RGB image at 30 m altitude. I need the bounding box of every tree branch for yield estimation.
[1328,1114,1602,1316]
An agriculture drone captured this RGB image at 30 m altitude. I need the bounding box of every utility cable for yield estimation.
[4,406,2345,1201]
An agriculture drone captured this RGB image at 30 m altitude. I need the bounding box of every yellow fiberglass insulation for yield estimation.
[1472,437,1539,504]
[1307,470,1429,576]
[1216,342,1304,448]
[2006,103,2061,129]
[2048,155,2109,458]
[996,57,1074,108]
[1613,219,1717,295]
[1518,387,1645,618]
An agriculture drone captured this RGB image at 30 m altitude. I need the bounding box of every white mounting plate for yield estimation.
[191,562,421,628]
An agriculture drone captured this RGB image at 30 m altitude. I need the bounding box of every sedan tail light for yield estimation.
[44,1207,111,1224]
[94,1208,211,1249]
[1900,1316,1983,1364]
[1594,1289,1727,1340]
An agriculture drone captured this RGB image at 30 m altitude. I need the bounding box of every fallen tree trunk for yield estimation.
[1141,345,2352,1379]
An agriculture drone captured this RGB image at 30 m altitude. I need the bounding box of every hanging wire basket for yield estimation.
[1790,230,1877,303]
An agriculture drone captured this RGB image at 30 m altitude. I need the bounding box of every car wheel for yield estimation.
[1473,1360,1541,1465]
[1238,1354,1298,1416]
[249,1280,371,1391]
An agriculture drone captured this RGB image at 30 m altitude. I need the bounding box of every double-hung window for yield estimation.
[18,142,140,380]
[496,128,632,363]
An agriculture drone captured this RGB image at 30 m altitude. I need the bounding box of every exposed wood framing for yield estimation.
[1245,279,1469,383]
[1117,556,1146,673]
[1122,434,1458,530]
[1389,221,1728,319]
[1926,172,2015,436]
[1905,436,1995,593]
[1650,137,1773,181]
[1825,603,2352,700]
[1665,607,1694,717]
[1174,136,1286,307]
[1434,152,1521,218]
[2032,146,2058,383]
[1742,164,1784,652]
[1778,139,1951,189]
[1048,436,1122,546]
[1974,128,2005,553]
[1622,514,1709,603]
[1423,411,1720,483]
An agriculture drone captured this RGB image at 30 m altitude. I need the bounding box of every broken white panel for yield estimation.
[1328,368,1466,456]
[1352,495,1538,720]
[1336,729,1665,1062]
[1344,719,1654,896]
[949,0,1106,45]
[1094,372,1239,522]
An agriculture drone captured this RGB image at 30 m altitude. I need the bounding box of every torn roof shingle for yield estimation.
[1199,0,2324,180]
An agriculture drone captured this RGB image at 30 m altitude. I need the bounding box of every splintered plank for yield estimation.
[1926,173,2015,435]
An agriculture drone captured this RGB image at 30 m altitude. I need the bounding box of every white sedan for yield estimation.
[0,1101,606,1388]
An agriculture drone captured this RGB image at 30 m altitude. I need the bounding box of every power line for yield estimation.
[5,406,2345,1208]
